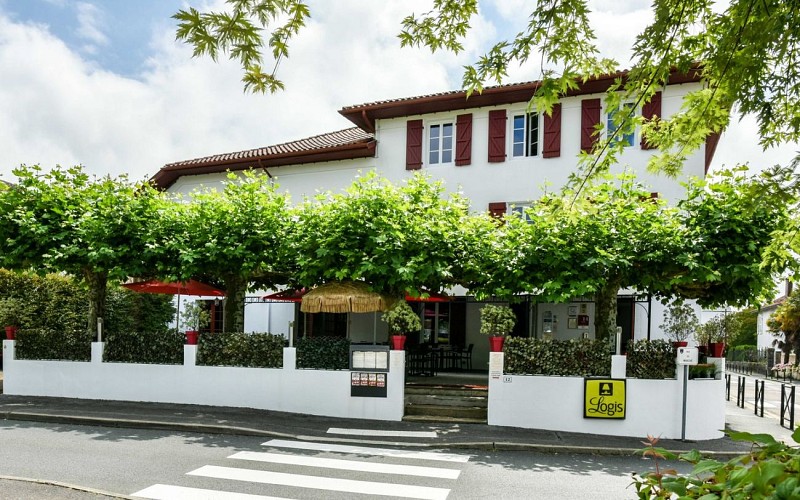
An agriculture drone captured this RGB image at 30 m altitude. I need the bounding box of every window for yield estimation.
[428,122,454,165]
[512,112,539,157]
[607,102,636,147]
[509,203,533,223]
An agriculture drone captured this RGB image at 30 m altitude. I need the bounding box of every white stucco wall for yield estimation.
[488,353,726,440]
[3,341,405,422]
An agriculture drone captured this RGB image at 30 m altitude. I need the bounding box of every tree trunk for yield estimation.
[593,280,620,341]
[84,270,108,341]
[223,275,247,332]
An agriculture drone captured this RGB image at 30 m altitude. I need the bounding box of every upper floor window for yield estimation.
[607,102,636,147]
[512,112,539,157]
[429,122,454,165]
[509,203,533,223]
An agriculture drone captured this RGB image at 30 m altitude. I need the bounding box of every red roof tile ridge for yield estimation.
[164,127,374,169]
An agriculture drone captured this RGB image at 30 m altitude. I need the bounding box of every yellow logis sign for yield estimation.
[583,378,626,419]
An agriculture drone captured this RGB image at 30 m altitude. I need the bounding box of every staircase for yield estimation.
[403,384,488,424]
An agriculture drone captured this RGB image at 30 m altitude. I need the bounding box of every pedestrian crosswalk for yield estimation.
[132,438,470,500]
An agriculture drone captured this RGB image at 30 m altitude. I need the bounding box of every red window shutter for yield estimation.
[640,91,661,150]
[705,131,721,174]
[488,202,507,218]
[488,110,507,163]
[542,104,561,158]
[406,119,423,170]
[455,113,472,166]
[580,99,601,153]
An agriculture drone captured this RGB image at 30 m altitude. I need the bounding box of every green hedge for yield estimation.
[14,328,92,361]
[504,337,612,377]
[198,332,285,368]
[626,339,676,379]
[103,330,184,364]
[0,269,174,338]
[296,336,350,370]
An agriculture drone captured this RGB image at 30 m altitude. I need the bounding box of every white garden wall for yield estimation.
[2,341,405,421]
[488,353,726,440]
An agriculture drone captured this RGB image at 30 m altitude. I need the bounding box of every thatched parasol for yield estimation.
[300,281,395,313]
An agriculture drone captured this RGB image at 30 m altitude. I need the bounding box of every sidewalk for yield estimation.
[4,376,796,460]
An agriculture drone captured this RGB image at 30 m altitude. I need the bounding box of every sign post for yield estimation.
[676,347,699,441]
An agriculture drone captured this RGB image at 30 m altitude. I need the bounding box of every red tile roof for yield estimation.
[152,127,376,189]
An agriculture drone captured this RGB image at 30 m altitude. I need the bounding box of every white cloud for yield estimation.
[0,1,794,186]
[75,2,108,52]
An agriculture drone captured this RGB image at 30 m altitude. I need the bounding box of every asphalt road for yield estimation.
[0,420,684,499]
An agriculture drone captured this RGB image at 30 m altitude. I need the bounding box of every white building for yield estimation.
[152,68,715,367]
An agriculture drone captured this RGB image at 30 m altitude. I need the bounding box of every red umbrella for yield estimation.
[122,279,225,296]
[122,279,225,334]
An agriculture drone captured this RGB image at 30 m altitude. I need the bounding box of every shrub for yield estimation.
[198,332,284,368]
[381,301,421,335]
[632,430,800,498]
[103,330,183,364]
[14,328,92,361]
[0,269,174,335]
[627,339,676,379]
[480,304,516,336]
[296,336,350,370]
[504,337,611,376]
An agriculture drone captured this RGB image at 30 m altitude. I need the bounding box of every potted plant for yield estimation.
[689,363,716,380]
[480,304,516,352]
[180,301,210,345]
[381,301,421,350]
[660,300,698,347]
[0,297,23,341]
[694,322,713,355]
[704,314,733,358]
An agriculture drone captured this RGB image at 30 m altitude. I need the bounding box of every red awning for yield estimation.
[262,289,308,302]
[122,279,225,297]
[405,291,450,302]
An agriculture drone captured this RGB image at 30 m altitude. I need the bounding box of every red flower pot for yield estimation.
[672,341,688,348]
[185,330,199,345]
[4,325,17,341]
[709,342,726,357]
[390,335,406,350]
[489,335,505,352]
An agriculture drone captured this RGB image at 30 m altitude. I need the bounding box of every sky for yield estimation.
[0,0,796,183]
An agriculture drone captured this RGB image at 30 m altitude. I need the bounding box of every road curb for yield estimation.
[2,411,749,459]
[0,474,133,499]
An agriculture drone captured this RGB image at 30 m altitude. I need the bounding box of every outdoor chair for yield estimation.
[456,343,473,371]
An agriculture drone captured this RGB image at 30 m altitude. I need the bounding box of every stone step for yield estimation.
[404,403,488,420]
[405,385,487,398]
[402,414,487,425]
[404,394,488,408]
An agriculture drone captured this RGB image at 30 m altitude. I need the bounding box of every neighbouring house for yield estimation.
[152,68,715,368]
[757,279,794,363]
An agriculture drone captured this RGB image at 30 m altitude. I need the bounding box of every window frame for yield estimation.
[509,109,541,159]
[605,101,638,148]
[507,202,533,223]
[426,119,455,166]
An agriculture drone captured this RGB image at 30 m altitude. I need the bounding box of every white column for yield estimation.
[283,347,296,371]
[91,342,105,364]
[184,344,197,367]
[611,355,627,378]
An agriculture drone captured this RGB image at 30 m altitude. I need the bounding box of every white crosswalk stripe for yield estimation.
[188,464,451,500]
[327,427,439,438]
[132,438,468,500]
[231,450,460,478]
[132,484,290,500]
[261,438,471,463]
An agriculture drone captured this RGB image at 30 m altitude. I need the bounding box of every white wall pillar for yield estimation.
[183,344,197,367]
[611,355,627,378]
[283,347,296,371]
[91,342,105,364]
